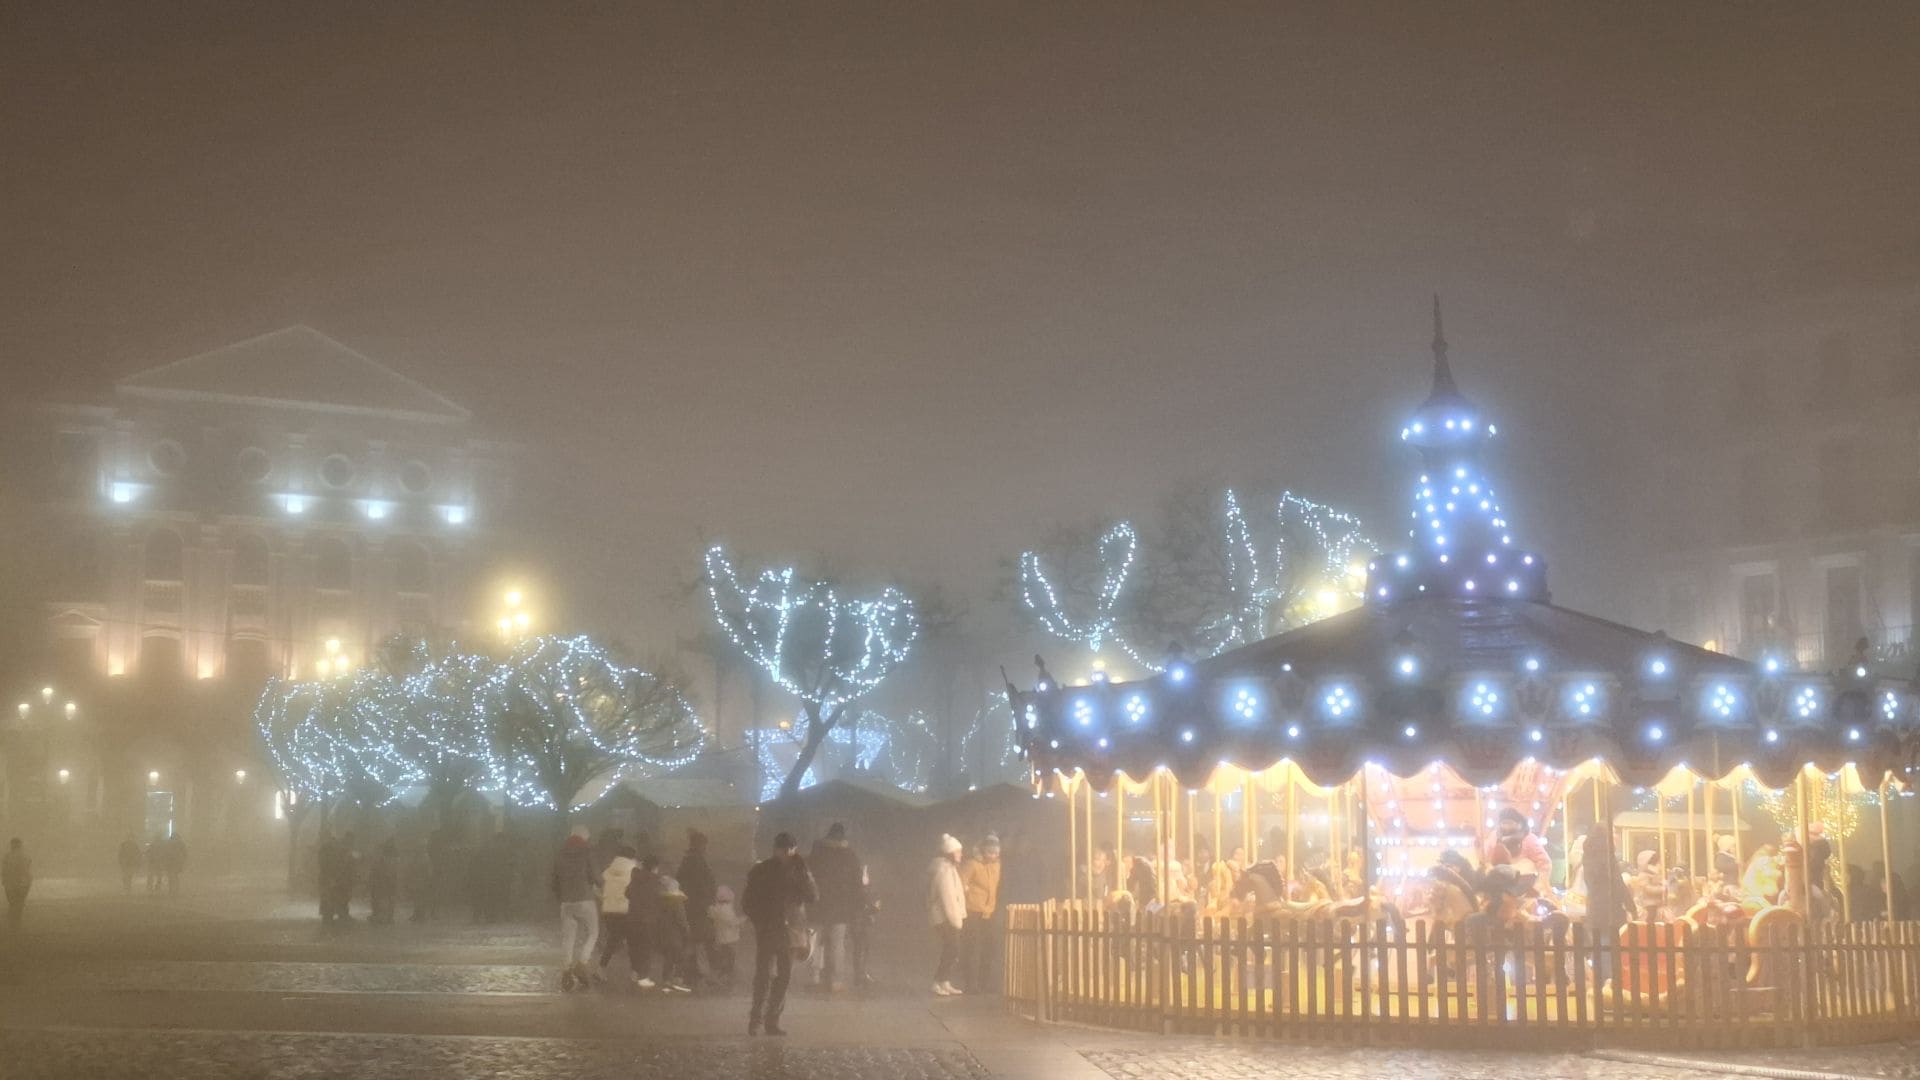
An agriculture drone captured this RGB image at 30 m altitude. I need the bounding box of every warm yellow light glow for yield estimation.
[777,719,793,731]
[1702,638,1720,653]
[16,703,27,718]
[148,770,160,784]
[514,611,530,629]
[1315,588,1340,613]
[505,589,523,609]
[315,658,332,677]
[497,617,512,636]
[235,770,247,783]
[1347,561,1368,581]
[324,638,341,655]
[41,686,53,703]
[57,769,70,783]
[1092,658,1107,672]
[336,654,351,672]
[64,701,76,717]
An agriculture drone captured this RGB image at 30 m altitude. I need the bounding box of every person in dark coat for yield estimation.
[369,840,400,925]
[625,854,665,987]
[2,838,32,929]
[116,836,141,896]
[807,822,863,991]
[742,832,817,1036]
[676,830,718,982]
[162,835,188,896]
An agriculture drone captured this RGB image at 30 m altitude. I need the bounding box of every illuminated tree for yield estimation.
[1016,486,1378,671]
[396,650,498,826]
[255,672,423,886]
[482,635,704,816]
[704,545,920,799]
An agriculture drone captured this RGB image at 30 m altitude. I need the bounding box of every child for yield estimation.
[708,884,741,989]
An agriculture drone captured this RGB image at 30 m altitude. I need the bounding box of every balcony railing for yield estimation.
[142,579,183,613]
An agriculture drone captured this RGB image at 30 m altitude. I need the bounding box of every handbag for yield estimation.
[785,901,814,963]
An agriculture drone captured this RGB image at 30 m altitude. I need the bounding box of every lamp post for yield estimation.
[10,684,82,834]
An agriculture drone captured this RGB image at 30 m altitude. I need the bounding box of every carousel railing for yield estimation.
[1004,901,1920,1049]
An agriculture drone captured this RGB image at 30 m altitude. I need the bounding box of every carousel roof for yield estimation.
[1013,305,1920,792]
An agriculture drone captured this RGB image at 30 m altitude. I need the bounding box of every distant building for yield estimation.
[1642,293,1920,674]
[4,327,512,841]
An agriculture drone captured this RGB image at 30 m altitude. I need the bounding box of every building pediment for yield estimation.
[116,326,470,423]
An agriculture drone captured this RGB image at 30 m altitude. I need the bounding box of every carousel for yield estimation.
[1002,312,1920,1049]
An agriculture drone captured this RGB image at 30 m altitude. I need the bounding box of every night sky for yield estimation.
[6,4,1917,649]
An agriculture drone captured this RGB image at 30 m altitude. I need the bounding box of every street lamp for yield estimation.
[497,587,535,642]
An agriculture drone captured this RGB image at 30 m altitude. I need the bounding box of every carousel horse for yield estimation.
[1607,841,1810,1014]
[1741,839,1809,992]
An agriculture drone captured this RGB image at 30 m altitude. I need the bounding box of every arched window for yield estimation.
[313,537,352,591]
[138,633,185,681]
[144,529,184,581]
[393,541,431,593]
[225,635,273,691]
[232,534,270,587]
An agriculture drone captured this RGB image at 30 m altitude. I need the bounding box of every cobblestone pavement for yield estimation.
[60,960,554,994]
[7,879,1920,1079]
[1086,1046,1687,1079]
[1082,1042,1920,1079]
[0,1030,991,1080]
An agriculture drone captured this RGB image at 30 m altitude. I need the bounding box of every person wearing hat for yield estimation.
[959,834,1003,994]
[927,834,967,996]
[742,832,817,1036]
[1481,807,1552,889]
[1631,849,1671,923]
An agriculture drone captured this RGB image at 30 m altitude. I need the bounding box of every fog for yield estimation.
[5,4,1917,651]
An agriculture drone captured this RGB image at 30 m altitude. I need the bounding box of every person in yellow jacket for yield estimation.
[958,834,1003,994]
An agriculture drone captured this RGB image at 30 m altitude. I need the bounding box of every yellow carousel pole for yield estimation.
[1329,781,1343,896]
[1287,767,1298,879]
[1212,787,1223,871]
[1656,786,1668,869]
[1152,773,1165,906]
[1067,774,1079,904]
[1703,775,1716,884]
[1880,775,1897,923]
[1731,777,1744,868]
[1187,787,1197,870]
[1795,766,1814,916]
[1243,774,1257,865]
[1085,778,1096,903]
[1834,772,1852,924]
[1686,780,1698,879]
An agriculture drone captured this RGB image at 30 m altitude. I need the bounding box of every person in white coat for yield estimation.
[596,844,651,986]
[928,833,967,996]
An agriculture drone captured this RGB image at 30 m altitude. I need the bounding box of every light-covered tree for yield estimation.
[1017,487,1379,671]
[704,545,919,799]
[482,635,704,816]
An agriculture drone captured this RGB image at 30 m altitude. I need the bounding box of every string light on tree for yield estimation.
[704,545,918,798]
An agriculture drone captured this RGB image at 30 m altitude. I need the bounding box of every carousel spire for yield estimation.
[1430,294,1457,400]
[1376,304,1550,604]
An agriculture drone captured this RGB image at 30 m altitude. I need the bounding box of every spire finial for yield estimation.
[1429,294,1457,397]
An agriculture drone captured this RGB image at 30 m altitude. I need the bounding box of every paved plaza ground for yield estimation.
[1,876,1917,1079]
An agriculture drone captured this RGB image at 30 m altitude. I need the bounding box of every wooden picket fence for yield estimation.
[1003,902,1920,1049]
